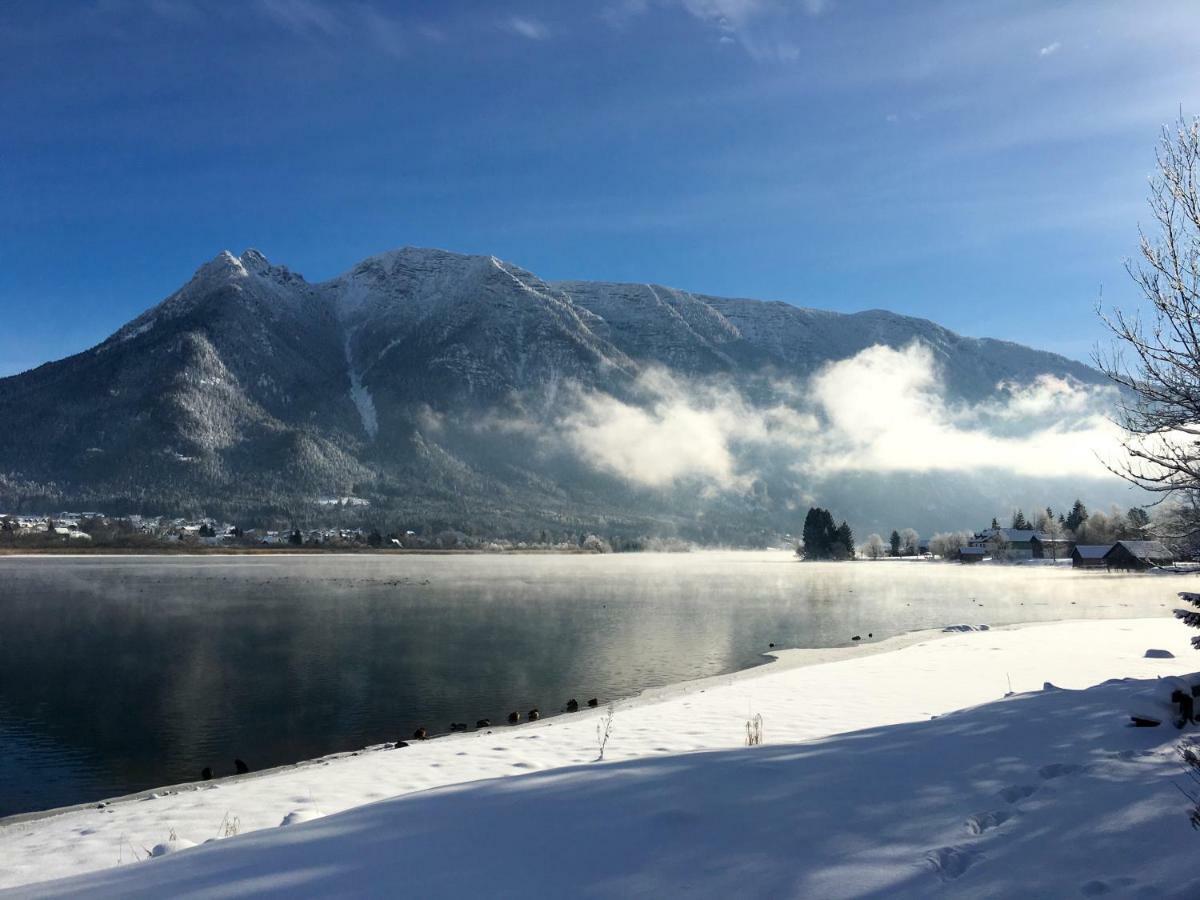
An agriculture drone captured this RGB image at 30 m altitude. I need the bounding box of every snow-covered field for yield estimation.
[3,617,1199,897]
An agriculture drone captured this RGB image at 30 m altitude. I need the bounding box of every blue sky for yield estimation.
[1,0,1198,376]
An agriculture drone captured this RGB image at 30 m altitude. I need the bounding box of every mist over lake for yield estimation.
[0,552,1180,819]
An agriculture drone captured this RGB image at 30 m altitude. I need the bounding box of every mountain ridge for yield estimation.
[0,247,1117,539]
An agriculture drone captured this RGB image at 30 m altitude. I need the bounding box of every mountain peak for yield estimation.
[190,249,292,284]
[239,248,271,273]
[194,250,248,280]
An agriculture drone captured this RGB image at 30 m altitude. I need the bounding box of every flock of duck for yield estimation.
[197,636,868,782]
[411,697,601,742]
[198,698,604,779]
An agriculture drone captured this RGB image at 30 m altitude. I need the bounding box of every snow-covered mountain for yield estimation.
[0,247,1120,538]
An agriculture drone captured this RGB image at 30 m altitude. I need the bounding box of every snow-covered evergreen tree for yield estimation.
[1175,592,1200,649]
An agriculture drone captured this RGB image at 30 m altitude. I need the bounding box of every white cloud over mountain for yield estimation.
[805,343,1121,477]
[528,343,1124,490]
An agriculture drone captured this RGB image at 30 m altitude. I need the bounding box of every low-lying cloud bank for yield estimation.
[807,343,1121,478]
[486,342,1125,492]
[558,368,816,490]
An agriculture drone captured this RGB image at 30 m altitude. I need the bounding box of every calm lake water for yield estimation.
[0,552,1187,818]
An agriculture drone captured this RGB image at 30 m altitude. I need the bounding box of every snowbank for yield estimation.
[2,618,1198,897]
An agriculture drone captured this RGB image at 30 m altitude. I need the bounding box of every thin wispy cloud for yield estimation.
[253,0,415,59]
[680,0,766,28]
[599,0,819,60]
[1039,41,1061,57]
[257,0,343,38]
[358,6,407,59]
[146,0,203,26]
[505,16,551,40]
[679,0,809,61]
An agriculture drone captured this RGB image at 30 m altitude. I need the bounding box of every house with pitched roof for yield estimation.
[1103,541,1173,571]
[1071,544,1112,569]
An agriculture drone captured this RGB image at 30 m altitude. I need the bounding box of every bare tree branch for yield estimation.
[1096,116,1200,533]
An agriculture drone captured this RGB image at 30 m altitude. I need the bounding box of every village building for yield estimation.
[969,528,1043,560]
[959,547,987,564]
[1071,544,1112,569]
[1102,540,1174,571]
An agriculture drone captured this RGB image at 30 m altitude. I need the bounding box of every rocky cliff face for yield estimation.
[0,247,1117,538]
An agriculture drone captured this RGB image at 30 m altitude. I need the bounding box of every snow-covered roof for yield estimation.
[1108,541,1171,560]
[1072,544,1112,559]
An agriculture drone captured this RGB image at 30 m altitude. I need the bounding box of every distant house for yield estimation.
[1031,535,1073,560]
[969,528,1043,560]
[959,547,987,564]
[1071,545,1112,569]
[1103,541,1173,571]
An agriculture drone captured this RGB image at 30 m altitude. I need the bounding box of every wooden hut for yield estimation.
[1071,545,1111,569]
[1102,540,1173,571]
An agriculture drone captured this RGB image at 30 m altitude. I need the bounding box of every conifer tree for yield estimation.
[1066,499,1089,533]
[1175,592,1200,649]
[1011,510,1029,530]
[889,529,901,557]
[835,521,854,559]
[800,508,846,560]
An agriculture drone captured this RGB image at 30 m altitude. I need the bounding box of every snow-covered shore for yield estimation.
[3,617,1199,897]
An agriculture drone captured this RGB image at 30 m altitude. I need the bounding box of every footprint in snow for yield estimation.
[925,845,981,881]
[997,784,1038,804]
[1080,876,1137,896]
[1112,749,1156,761]
[279,809,324,827]
[1039,763,1085,780]
[964,809,1011,835]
